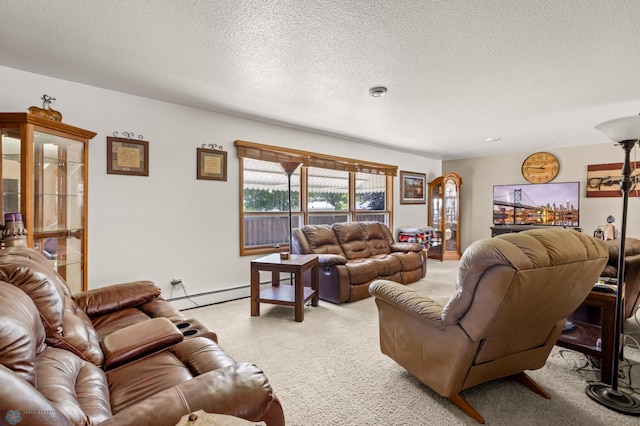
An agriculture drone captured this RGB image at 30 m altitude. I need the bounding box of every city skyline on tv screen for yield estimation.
[492,182,580,226]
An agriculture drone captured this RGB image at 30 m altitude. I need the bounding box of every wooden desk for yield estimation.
[250,254,319,322]
[556,289,618,384]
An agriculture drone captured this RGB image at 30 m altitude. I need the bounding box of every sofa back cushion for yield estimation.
[0,282,46,385]
[333,222,373,260]
[0,254,104,366]
[360,222,393,255]
[0,256,66,336]
[0,246,72,297]
[296,224,345,256]
[37,347,112,424]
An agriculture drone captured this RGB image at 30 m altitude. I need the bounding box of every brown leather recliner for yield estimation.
[0,247,284,425]
[369,229,608,424]
[292,221,426,303]
[601,238,640,319]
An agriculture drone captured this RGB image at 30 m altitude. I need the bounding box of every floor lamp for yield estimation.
[279,162,301,256]
[587,115,640,414]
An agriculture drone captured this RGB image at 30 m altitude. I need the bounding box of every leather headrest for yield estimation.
[0,281,46,385]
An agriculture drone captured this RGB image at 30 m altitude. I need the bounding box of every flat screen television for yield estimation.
[492,182,580,226]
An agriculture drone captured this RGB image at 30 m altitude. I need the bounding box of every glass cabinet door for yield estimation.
[429,182,443,253]
[33,130,85,294]
[1,128,21,220]
[444,179,458,253]
[428,172,462,261]
[0,113,95,294]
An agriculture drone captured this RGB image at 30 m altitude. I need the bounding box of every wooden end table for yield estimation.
[250,253,319,322]
[556,289,619,384]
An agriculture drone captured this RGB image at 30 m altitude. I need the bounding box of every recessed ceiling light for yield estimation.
[369,87,388,97]
[485,138,502,143]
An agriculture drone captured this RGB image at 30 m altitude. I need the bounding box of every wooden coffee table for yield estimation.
[556,289,619,384]
[250,253,319,322]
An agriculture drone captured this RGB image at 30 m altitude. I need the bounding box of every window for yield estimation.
[236,140,396,255]
[242,158,301,250]
[307,167,349,225]
[355,172,388,223]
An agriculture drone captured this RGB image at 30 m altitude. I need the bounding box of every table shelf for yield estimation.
[250,253,319,322]
[556,289,619,384]
[259,285,317,306]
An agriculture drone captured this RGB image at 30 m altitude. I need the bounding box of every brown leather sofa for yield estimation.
[601,237,640,319]
[0,246,284,426]
[369,229,608,423]
[292,221,426,303]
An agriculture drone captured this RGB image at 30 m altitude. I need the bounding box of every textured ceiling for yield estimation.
[1,1,640,160]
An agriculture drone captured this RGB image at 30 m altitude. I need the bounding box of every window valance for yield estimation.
[234,140,397,176]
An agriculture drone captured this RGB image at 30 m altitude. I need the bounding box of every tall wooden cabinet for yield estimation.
[428,172,462,261]
[0,113,96,293]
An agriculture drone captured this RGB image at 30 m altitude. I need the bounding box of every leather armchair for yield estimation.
[369,229,608,424]
[601,238,640,319]
[0,247,284,425]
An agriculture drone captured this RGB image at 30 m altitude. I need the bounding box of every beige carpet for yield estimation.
[185,259,640,425]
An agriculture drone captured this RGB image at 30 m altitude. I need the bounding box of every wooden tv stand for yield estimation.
[490,225,582,237]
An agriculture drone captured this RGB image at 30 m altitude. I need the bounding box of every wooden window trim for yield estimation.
[235,140,397,176]
[236,140,396,256]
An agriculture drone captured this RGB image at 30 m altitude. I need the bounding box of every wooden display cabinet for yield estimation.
[428,172,462,261]
[0,113,96,293]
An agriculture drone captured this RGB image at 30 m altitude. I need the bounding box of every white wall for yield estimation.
[443,144,640,253]
[0,66,440,308]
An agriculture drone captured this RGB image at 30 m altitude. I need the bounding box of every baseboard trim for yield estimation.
[167,278,293,311]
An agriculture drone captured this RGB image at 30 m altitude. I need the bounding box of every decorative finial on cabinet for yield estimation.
[28,94,63,122]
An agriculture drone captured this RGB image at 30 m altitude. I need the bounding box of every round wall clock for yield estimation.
[521,152,560,183]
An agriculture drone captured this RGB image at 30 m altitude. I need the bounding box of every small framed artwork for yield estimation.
[400,170,427,204]
[197,147,227,181]
[107,137,149,176]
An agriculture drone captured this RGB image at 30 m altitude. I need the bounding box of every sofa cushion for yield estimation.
[107,350,195,413]
[36,347,112,425]
[0,257,66,337]
[391,251,424,271]
[0,246,72,297]
[333,222,372,259]
[0,282,46,385]
[56,297,104,366]
[0,256,105,366]
[99,337,244,416]
[360,222,393,255]
[300,224,345,255]
[344,258,379,284]
[370,254,402,276]
[0,364,73,426]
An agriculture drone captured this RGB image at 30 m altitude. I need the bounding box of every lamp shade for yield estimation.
[279,162,301,177]
[595,115,640,142]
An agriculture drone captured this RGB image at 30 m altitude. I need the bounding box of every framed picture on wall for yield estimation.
[197,147,227,181]
[400,170,426,204]
[107,136,149,176]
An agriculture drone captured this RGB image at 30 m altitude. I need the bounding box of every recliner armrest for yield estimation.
[390,242,424,252]
[102,317,183,370]
[318,254,347,266]
[73,281,161,317]
[99,363,280,426]
[369,280,444,322]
